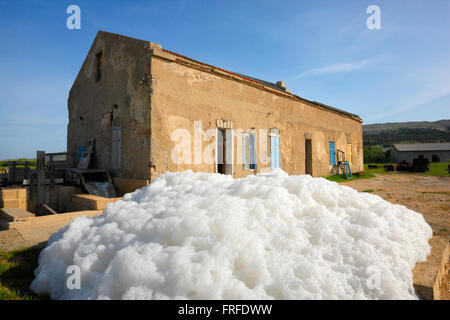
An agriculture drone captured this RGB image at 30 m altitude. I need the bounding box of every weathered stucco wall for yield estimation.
[68,31,152,180]
[149,49,363,179]
[68,32,363,185]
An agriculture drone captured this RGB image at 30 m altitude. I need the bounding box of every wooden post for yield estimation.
[24,161,30,181]
[49,170,57,213]
[29,172,36,213]
[36,151,46,214]
[8,161,16,184]
[48,154,54,171]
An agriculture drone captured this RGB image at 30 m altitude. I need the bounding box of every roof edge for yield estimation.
[71,30,362,122]
[393,142,450,152]
[150,47,363,123]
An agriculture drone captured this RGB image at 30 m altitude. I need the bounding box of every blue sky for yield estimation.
[0,0,449,159]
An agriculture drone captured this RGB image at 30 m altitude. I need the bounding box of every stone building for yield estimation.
[389,143,450,163]
[68,31,364,194]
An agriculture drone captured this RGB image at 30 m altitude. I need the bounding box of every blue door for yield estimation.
[329,141,335,165]
[271,136,280,169]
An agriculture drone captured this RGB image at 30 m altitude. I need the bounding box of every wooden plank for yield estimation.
[78,139,95,169]
[46,152,69,156]
[66,169,107,174]
[40,203,57,215]
[23,178,64,186]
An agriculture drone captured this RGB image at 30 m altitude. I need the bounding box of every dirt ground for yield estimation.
[341,173,450,299]
[341,173,450,238]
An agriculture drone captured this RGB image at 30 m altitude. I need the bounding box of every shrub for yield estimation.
[364,146,386,163]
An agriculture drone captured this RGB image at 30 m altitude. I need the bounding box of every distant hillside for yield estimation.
[363,120,450,146]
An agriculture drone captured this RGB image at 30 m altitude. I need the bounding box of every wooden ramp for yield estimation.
[0,210,102,251]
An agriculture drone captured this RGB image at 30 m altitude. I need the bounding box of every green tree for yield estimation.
[364,146,386,163]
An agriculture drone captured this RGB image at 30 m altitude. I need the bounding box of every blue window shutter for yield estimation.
[271,136,280,169]
[330,142,335,165]
[276,137,280,168]
[249,133,256,170]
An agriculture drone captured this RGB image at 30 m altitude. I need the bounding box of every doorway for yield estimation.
[217,129,233,175]
[305,138,312,175]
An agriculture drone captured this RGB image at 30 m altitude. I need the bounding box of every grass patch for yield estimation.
[0,158,36,171]
[0,158,36,167]
[363,162,449,177]
[0,247,46,300]
[363,189,375,193]
[364,163,395,175]
[424,162,450,176]
[325,161,449,182]
[326,172,375,182]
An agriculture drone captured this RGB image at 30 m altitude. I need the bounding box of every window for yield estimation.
[270,132,280,169]
[347,143,352,165]
[329,141,335,165]
[243,132,256,170]
[95,51,103,82]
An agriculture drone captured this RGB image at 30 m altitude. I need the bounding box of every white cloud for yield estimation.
[367,84,450,121]
[290,58,374,80]
[366,62,450,122]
